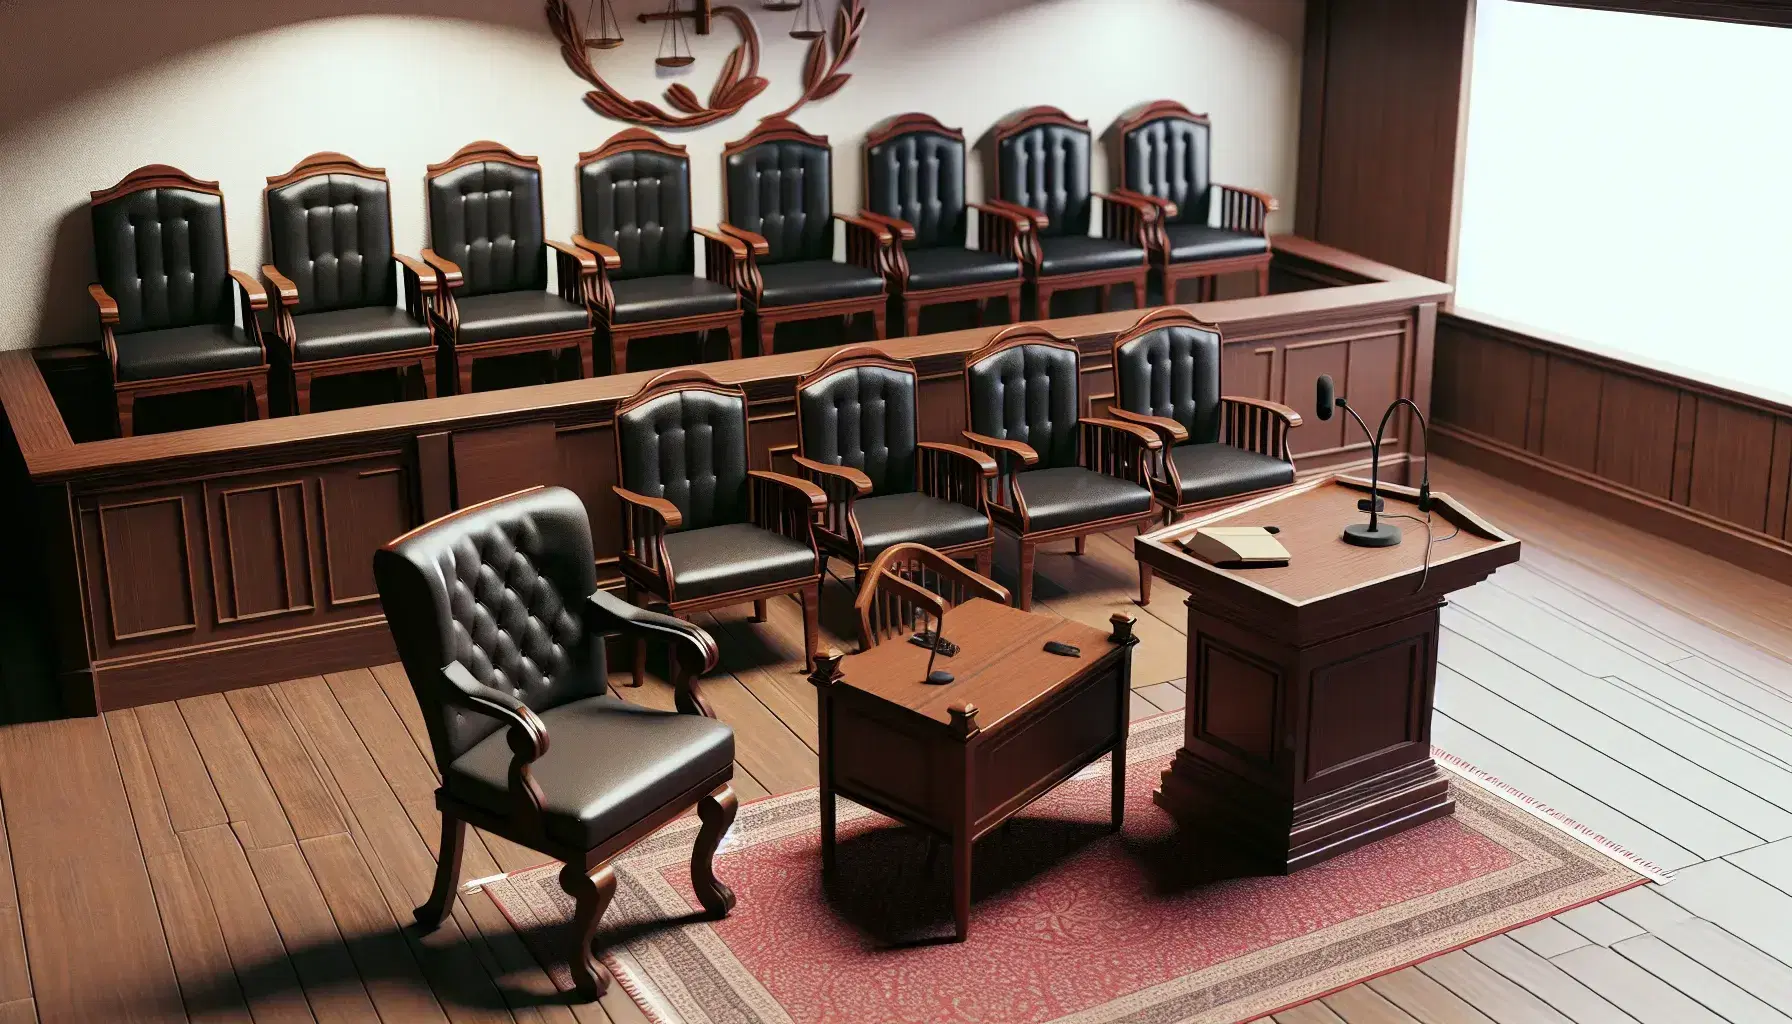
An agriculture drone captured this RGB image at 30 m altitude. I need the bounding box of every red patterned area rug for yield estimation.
[482,714,1644,1024]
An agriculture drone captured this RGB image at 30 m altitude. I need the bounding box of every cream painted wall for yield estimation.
[0,0,1304,352]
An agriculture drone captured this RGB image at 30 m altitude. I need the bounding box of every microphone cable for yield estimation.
[1381,513,1461,595]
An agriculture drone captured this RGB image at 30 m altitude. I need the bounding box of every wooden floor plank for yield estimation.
[1647,917,1792,1013]
[696,604,819,752]
[226,687,347,842]
[1655,859,1792,967]
[0,1000,33,1024]
[1414,950,1574,1024]
[1322,984,1424,1023]
[1136,681,1186,712]
[178,825,314,1024]
[1366,967,1499,1024]
[369,662,439,768]
[1611,933,1792,1024]
[1488,568,1692,664]
[1598,885,1695,935]
[1129,689,1160,722]
[1550,945,1726,1024]
[1668,656,1792,734]
[1554,903,1646,948]
[243,843,380,1023]
[136,702,229,835]
[324,669,439,806]
[1729,835,1792,899]
[297,833,449,1024]
[177,694,297,852]
[1274,1000,1347,1023]
[1463,935,1637,1024]
[1505,918,1589,960]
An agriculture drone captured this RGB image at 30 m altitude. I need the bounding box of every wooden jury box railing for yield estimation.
[0,236,1449,715]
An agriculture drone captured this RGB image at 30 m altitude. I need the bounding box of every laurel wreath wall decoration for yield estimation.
[544,0,865,130]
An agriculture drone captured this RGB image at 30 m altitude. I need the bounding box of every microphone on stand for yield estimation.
[1314,374,1408,548]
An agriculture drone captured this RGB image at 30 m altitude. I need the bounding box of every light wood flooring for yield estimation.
[0,456,1788,1023]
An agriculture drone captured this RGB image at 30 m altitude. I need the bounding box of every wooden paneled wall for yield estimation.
[1431,312,1792,585]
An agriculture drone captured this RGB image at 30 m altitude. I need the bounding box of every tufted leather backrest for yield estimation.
[373,487,604,767]
[724,139,833,264]
[866,131,967,250]
[799,365,919,496]
[1115,324,1222,445]
[91,187,232,335]
[579,150,694,280]
[968,343,1081,470]
[997,123,1092,239]
[1124,116,1211,226]
[267,173,397,315]
[617,388,752,531]
[428,161,548,296]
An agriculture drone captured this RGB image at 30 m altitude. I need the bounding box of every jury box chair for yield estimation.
[962,325,1161,611]
[793,345,997,585]
[860,113,1028,337]
[574,128,745,374]
[614,369,827,684]
[88,164,270,436]
[374,486,737,1002]
[854,542,1010,652]
[263,153,439,413]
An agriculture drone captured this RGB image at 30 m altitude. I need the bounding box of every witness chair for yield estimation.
[962,325,1161,611]
[263,153,439,413]
[88,165,269,436]
[374,486,736,1002]
[1109,309,1301,604]
[1110,101,1276,301]
[615,369,826,684]
[986,107,1156,320]
[854,542,1009,651]
[575,129,745,374]
[794,345,997,586]
[424,141,599,393]
[718,118,890,356]
[860,113,1027,337]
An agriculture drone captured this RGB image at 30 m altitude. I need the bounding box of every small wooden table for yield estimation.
[1135,475,1520,873]
[810,599,1138,941]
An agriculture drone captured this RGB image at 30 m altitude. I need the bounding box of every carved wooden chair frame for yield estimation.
[422,141,599,393]
[858,113,1028,338]
[718,117,891,356]
[573,128,746,374]
[852,541,1009,651]
[987,106,1156,320]
[89,165,270,436]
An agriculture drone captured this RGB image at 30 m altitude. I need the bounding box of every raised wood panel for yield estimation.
[1195,635,1280,766]
[554,423,617,561]
[1282,340,1350,454]
[1345,329,1406,450]
[1432,324,1532,448]
[1688,397,1777,532]
[318,463,413,608]
[746,402,798,472]
[92,494,197,642]
[1224,346,1277,402]
[1771,420,1792,541]
[1540,357,1604,474]
[1305,637,1422,782]
[1594,374,1679,499]
[212,481,313,623]
[450,421,558,508]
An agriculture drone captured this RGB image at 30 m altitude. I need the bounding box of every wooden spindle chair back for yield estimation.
[854,543,1008,650]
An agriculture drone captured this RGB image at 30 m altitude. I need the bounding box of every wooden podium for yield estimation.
[1135,475,1519,872]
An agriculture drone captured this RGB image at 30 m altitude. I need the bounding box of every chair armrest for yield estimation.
[793,457,871,544]
[968,203,1035,267]
[1079,416,1159,490]
[719,224,772,257]
[1112,188,1177,219]
[88,284,119,325]
[1081,416,1162,450]
[1220,395,1303,460]
[982,199,1050,231]
[614,486,683,530]
[393,253,439,289]
[227,270,269,312]
[792,457,873,496]
[420,249,465,289]
[1095,193,1157,252]
[962,431,1037,516]
[748,470,826,551]
[585,590,720,718]
[695,227,755,297]
[614,486,680,588]
[695,226,748,259]
[260,264,300,307]
[834,213,893,244]
[918,441,998,477]
[1215,183,1278,236]
[961,431,1039,468]
[916,441,996,513]
[857,211,916,242]
[547,238,599,272]
[1097,191,1161,220]
[441,660,549,832]
[1222,395,1302,427]
[548,238,604,312]
[394,254,438,323]
[1107,407,1189,445]
[571,234,623,271]
[836,214,897,277]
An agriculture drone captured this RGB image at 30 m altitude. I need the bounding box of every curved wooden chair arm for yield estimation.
[917,441,998,476]
[1217,183,1280,212]
[1097,191,1162,221]
[854,542,1009,649]
[719,224,772,256]
[260,264,300,307]
[1081,416,1162,449]
[1112,188,1177,219]
[393,254,439,290]
[1222,395,1303,427]
[982,199,1049,230]
[88,283,119,324]
[571,234,623,271]
[1107,407,1189,444]
[613,486,684,529]
[962,431,1039,467]
[420,249,465,289]
[749,470,827,511]
[546,239,598,272]
[835,213,894,244]
[967,202,1032,232]
[694,226,749,259]
[856,211,917,242]
[441,660,549,831]
[586,590,720,716]
[227,270,269,311]
[793,456,874,496]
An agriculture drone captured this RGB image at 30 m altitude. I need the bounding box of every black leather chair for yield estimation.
[793,345,997,585]
[262,153,439,413]
[574,128,746,374]
[718,117,890,356]
[986,106,1157,320]
[423,141,599,393]
[1109,309,1301,604]
[1109,101,1277,302]
[374,485,736,1002]
[859,113,1028,337]
[88,165,270,436]
[614,369,826,684]
[961,325,1161,611]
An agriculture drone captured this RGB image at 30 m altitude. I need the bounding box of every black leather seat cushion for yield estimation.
[903,247,1021,292]
[1037,236,1146,277]
[611,275,738,324]
[756,260,884,308]
[291,306,432,362]
[1015,466,1152,531]
[852,493,990,560]
[1171,443,1294,504]
[664,523,816,599]
[445,694,733,848]
[454,291,590,344]
[115,324,263,382]
[1165,224,1269,264]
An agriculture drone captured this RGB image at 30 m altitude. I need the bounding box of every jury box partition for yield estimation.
[0,236,1450,715]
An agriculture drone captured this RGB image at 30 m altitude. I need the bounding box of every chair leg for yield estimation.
[115,392,134,438]
[247,376,268,421]
[1257,264,1270,297]
[725,319,743,361]
[1133,274,1147,310]
[974,546,992,580]
[691,784,738,918]
[1073,535,1087,556]
[415,813,465,929]
[457,355,475,397]
[560,862,618,1002]
[870,305,887,341]
[801,582,820,672]
[293,370,312,416]
[419,358,438,400]
[751,599,767,623]
[579,335,596,379]
[1034,285,1051,321]
[753,314,772,358]
[970,298,985,328]
[1017,541,1036,612]
[1096,282,1110,313]
[1008,286,1023,325]
[904,301,921,339]
[1139,563,1153,607]
[625,582,646,688]
[610,330,628,376]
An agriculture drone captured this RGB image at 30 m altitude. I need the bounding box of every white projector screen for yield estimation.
[1454,1,1792,405]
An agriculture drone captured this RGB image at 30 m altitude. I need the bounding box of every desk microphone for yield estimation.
[1314,375,1433,547]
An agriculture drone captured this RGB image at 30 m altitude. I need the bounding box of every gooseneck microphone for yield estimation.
[1314,374,1426,548]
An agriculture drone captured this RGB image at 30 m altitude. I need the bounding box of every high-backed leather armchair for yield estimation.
[88,165,270,436]
[424,141,600,393]
[1110,101,1277,302]
[575,128,745,374]
[987,107,1156,320]
[614,369,826,684]
[263,153,439,413]
[860,113,1028,337]
[718,117,890,356]
[794,345,997,583]
[962,325,1161,611]
[374,486,736,1002]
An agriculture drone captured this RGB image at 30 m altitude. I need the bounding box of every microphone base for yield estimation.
[926,670,956,685]
[1342,522,1404,548]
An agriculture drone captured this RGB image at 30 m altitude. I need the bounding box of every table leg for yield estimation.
[820,785,836,874]
[952,828,973,942]
[1111,739,1127,832]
